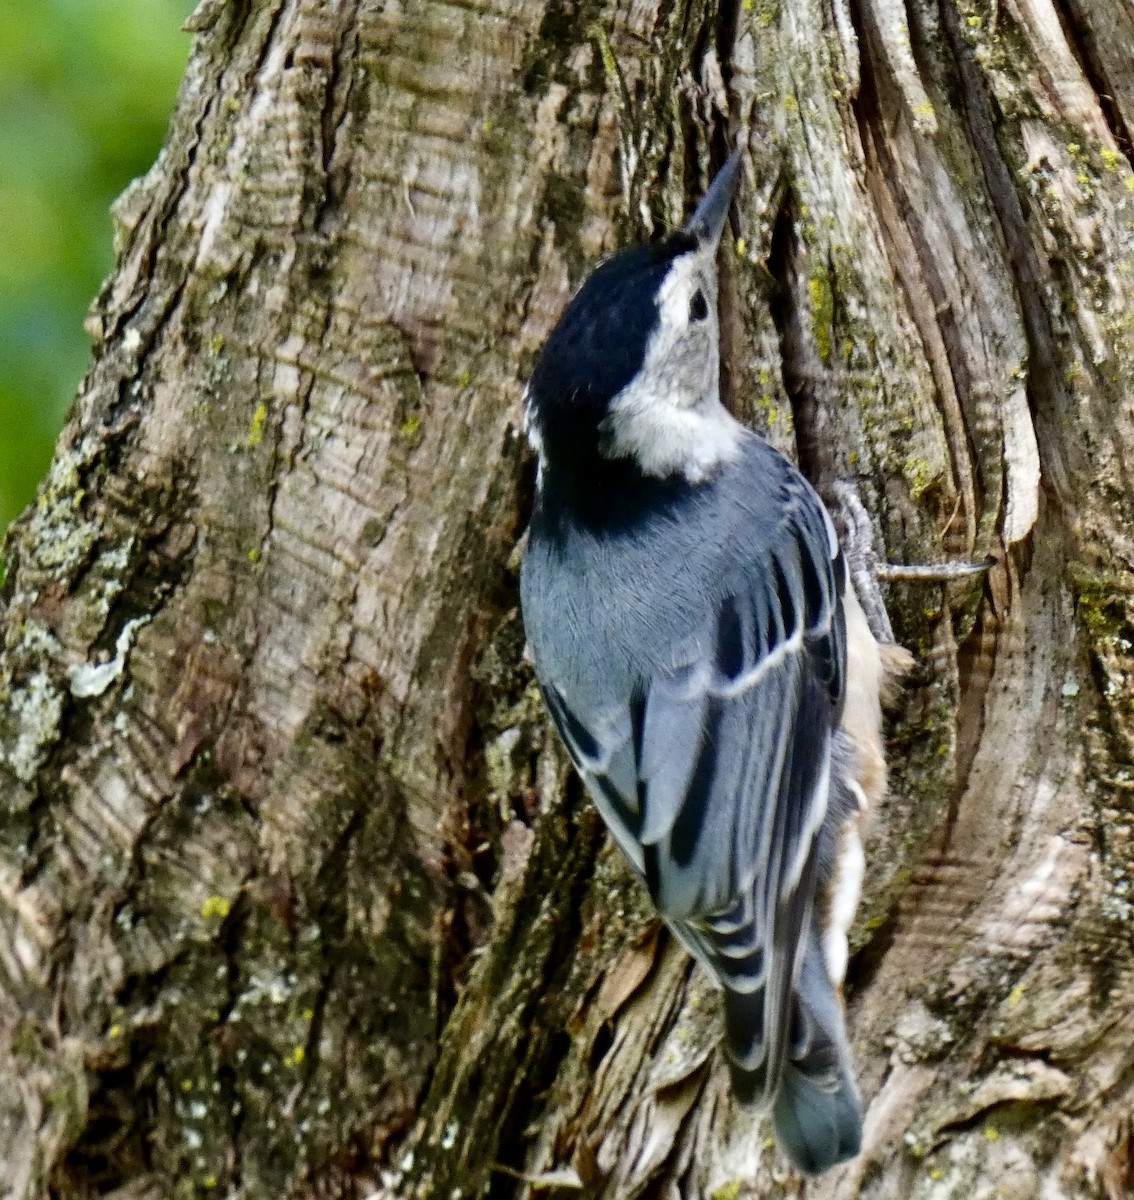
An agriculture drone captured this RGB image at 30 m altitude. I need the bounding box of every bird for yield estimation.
[518,149,908,1175]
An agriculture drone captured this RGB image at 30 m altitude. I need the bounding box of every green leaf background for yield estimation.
[0,0,192,547]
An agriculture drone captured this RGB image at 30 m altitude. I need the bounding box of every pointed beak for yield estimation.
[684,149,743,247]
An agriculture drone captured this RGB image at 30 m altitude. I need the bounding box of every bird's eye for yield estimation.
[689,289,709,322]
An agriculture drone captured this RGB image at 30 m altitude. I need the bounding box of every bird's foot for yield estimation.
[830,480,992,646]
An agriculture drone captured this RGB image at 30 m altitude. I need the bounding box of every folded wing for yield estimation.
[542,475,847,1103]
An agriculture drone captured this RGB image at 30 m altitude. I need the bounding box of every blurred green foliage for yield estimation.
[0,0,193,542]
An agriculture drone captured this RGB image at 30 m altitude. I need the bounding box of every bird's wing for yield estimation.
[541,475,846,1100]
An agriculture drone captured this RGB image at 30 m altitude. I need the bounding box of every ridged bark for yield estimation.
[1,0,1133,1196]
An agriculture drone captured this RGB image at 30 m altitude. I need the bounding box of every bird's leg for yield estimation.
[831,481,895,645]
[830,480,993,645]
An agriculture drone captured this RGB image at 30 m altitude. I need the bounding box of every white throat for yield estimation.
[600,384,743,484]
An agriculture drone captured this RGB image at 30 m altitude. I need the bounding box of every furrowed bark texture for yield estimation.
[1,0,1133,1197]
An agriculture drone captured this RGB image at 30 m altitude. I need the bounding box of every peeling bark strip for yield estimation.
[1,0,1134,1196]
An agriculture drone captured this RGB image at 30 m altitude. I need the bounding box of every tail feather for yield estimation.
[773,1060,862,1175]
[723,924,862,1174]
[723,986,767,1100]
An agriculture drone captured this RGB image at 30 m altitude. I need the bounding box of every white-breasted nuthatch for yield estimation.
[519,151,907,1174]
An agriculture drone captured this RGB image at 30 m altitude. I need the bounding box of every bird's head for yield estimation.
[525,152,744,486]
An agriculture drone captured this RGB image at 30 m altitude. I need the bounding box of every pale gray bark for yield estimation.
[1,0,1133,1197]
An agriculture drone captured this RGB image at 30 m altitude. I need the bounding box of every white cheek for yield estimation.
[601,315,738,480]
[598,249,740,481]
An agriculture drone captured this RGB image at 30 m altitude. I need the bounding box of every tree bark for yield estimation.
[2,0,1133,1196]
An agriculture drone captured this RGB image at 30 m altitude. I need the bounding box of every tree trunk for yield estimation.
[3,0,1133,1196]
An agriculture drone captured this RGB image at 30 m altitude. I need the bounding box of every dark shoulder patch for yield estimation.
[543,684,601,763]
[773,555,798,640]
[799,542,826,627]
[670,697,723,869]
[715,593,746,679]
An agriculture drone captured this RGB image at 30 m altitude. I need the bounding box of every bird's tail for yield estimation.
[723,925,862,1175]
